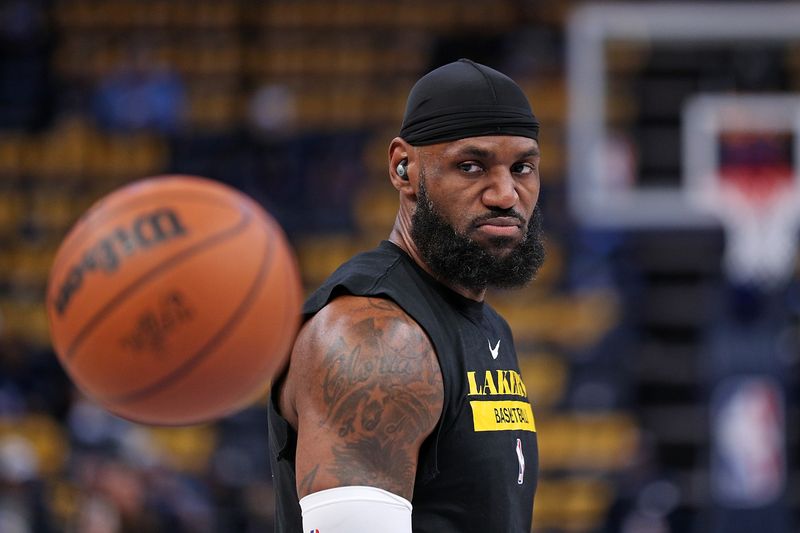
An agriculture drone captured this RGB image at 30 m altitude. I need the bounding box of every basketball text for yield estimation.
[120,290,194,355]
[54,208,188,316]
[466,370,535,432]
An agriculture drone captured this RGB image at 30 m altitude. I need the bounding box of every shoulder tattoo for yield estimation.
[315,297,443,494]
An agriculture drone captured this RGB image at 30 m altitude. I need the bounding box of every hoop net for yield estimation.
[684,96,800,287]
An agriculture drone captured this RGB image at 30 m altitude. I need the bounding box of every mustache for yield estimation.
[470,208,527,227]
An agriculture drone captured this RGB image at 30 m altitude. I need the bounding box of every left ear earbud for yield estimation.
[397,160,408,180]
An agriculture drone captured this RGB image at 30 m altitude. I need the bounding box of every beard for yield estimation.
[410,177,546,293]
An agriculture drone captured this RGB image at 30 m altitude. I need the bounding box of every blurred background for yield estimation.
[0,0,798,532]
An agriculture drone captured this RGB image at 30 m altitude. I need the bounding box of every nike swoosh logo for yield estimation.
[488,339,501,359]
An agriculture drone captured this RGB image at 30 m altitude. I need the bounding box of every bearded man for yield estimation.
[269,58,546,533]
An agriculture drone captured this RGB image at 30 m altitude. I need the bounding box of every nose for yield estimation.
[482,170,519,210]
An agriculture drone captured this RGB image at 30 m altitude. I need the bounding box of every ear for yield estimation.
[388,137,416,195]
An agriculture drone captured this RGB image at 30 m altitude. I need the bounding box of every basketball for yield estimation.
[45,175,303,426]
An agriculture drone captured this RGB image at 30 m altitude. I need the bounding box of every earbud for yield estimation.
[397,160,408,180]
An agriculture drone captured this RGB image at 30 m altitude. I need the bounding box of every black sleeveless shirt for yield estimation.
[268,241,538,532]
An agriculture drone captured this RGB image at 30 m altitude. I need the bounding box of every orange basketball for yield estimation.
[46,175,303,425]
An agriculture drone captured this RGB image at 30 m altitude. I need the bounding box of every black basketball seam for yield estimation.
[64,210,253,360]
[103,219,277,406]
[257,227,296,385]
[200,218,298,421]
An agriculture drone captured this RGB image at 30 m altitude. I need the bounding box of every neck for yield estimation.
[388,215,486,302]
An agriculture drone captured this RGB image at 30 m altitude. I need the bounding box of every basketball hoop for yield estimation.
[683,95,800,287]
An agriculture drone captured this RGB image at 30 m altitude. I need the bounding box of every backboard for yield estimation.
[567,2,800,230]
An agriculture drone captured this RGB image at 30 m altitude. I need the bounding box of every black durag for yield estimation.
[399,58,539,146]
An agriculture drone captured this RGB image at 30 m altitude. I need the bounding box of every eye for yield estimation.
[458,162,484,174]
[511,162,536,176]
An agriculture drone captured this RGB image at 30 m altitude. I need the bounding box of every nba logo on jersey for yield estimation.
[516,438,525,484]
[310,530,320,533]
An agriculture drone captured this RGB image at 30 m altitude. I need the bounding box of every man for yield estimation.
[268,58,545,532]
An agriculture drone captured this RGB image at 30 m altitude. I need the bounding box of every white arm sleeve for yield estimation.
[300,485,413,533]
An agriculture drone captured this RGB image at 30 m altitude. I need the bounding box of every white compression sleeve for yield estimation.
[300,485,413,532]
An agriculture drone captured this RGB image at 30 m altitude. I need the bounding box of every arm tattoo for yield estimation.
[314,298,443,495]
[298,464,319,496]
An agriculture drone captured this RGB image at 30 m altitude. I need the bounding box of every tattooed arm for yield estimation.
[278,295,444,500]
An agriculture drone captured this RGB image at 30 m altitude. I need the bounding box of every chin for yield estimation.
[482,235,519,252]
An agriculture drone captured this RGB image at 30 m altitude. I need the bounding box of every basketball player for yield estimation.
[268,59,545,532]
